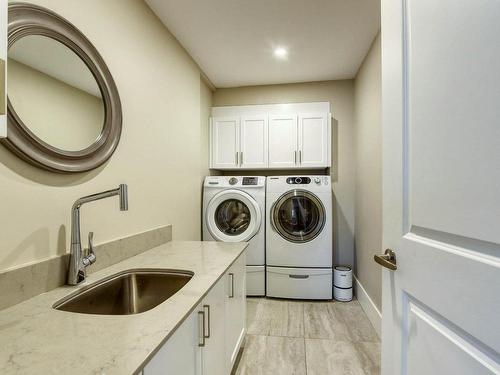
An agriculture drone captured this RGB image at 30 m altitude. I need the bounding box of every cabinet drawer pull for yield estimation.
[198,311,205,347]
[289,274,310,279]
[203,304,211,338]
[229,273,235,298]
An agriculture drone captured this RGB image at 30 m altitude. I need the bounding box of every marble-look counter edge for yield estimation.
[0,240,248,375]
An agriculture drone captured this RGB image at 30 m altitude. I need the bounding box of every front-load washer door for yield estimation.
[206,189,261,242]
[272,189,326,243]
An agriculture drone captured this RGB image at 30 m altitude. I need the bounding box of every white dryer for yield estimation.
[266,176,333,299]
[203,176,265,296]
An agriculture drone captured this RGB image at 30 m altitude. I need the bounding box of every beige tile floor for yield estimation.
[234,297,380,375]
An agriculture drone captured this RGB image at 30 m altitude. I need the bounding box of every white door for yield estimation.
[211,117,239,169]
[298,113,329,167]
[225,254,246,373]
[0,0,6,138]
[240,115,268,169]
[381,0,500,374]
[201,277,227,375]
[268,114,298,168]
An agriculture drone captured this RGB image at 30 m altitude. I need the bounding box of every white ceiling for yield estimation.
[146,0,380,88]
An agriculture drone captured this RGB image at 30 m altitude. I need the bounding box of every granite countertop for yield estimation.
[0,241,247,375]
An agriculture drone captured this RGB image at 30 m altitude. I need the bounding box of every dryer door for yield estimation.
[206,190,261,242]
[272,189,326,243]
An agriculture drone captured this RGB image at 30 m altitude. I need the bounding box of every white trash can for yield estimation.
[333,265,353,302]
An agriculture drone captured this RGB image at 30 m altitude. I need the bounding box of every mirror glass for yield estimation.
[8,35,105,151]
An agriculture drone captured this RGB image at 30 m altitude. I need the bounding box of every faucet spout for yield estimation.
[67,184,128,285]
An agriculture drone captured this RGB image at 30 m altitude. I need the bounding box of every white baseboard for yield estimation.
[353,275,382,338]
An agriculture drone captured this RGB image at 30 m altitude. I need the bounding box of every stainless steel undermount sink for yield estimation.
[53,269,194,315]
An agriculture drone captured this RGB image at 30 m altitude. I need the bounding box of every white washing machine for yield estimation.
[203,176,266,296]
[266,176,333,300]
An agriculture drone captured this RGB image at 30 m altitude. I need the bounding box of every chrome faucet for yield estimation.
[67,184,128,285]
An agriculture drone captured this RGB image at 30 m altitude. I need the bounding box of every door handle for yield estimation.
[299,150,302,164]
[229,273,235,298]
[374,249,397,270]
[203,304,210,338]
[240,152,243,166]
[198,310,205,347]
[294,150,297,164]
[235,152,239,165]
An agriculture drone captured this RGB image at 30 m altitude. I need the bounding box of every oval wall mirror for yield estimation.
[1,3,122,173]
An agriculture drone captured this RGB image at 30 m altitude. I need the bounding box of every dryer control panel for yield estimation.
[286,177,311,185]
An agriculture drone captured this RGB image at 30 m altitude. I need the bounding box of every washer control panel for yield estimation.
[242,177,259,185]
[286,177,311,185]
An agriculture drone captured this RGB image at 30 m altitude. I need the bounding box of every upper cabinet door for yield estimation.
[298,113,329,167]
[211,117,239,169]
[268,114,298,168]
[240,116,268,169]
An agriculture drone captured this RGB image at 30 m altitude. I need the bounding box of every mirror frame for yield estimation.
[2,3,122,173]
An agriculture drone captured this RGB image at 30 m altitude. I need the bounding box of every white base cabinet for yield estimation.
[143,253,246,375]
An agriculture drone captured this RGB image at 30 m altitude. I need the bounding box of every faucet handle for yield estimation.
[82,232,97,267]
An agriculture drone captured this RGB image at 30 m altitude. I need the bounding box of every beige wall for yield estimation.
[353,33,382,310]
[213,81,355,266]
[8,58,104,151]
[0,0,213,271]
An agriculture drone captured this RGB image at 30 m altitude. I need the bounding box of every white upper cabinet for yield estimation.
[211,117,239,169]
[298,113,329,167]
[240,116,268,169]
[210,102,331,170]
[268,114,298,168]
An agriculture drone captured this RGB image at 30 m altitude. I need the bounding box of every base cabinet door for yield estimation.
[201,276,227,375]
[225,254,246,372]
[143,303,202,375]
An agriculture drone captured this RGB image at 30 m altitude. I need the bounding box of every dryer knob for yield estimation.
[229,177,238,185]
[314,178,321,185]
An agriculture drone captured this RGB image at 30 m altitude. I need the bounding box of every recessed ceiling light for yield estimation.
[273,47,288,59]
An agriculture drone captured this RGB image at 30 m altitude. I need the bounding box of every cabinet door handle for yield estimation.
[198,310,205,347]
[229,273,235,298]
[240,152,243,165]
[203,304,211,338]
[294,150,297,164]
[235,152,238,165]
[299,150,302,164]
